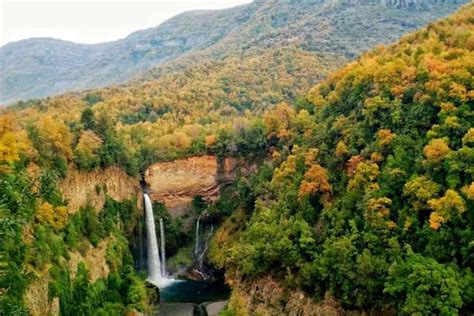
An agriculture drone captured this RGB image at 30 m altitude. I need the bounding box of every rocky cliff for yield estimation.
[145,155,239,216]
[24,167,141,315]
[24,238,114,316]
[60,166,141,213]
[225,274,345,316]
[24,277,60,316]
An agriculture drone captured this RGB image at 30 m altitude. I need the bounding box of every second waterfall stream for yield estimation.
[143,193,172,287]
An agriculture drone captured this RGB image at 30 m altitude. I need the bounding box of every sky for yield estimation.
[0,0,252,46]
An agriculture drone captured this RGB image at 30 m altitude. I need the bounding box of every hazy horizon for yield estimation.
[1,0,252,47]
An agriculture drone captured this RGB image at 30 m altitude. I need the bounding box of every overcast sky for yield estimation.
[0,0,252,46]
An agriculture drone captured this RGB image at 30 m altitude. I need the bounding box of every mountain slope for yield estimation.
[209,3,474,314]
[1,0,467,104]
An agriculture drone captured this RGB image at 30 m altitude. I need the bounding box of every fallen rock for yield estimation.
[206,300,229,315]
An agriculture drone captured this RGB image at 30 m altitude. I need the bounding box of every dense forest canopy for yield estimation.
[1,48,343,172]
[209,3,474,314]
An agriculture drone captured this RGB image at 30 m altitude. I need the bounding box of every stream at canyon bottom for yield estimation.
[159,279,230,303]
[157,280,230,315]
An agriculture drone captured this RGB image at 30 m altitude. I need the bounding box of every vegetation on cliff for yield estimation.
[0,157,149,314]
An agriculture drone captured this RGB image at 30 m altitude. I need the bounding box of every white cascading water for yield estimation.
[198,225,214,269]
[194,214,201,256]
[144,193,172,287]
[159,218,166,277]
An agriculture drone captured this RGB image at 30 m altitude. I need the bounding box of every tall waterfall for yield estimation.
[159,218,166,277]
[143,193,171,287]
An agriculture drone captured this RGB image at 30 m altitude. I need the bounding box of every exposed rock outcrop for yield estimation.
[24,276,59,316]
[145,156,240,216]
[25,168,139,314]
[206,300,229,316]
[60,166,141,214]
[68,239,111,282]
[226,274,344,316]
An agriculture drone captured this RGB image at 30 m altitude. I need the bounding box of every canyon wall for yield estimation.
[60,166,141,213]
[25,167,141,315]
[145,155,241,216]
[24,277,59,316]
[24,239,112,316]
[225,274,345,316]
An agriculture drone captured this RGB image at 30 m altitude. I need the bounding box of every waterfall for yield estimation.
[194,214,202,256]
[143,193,172,287]
[198,225,214,270]
[137,215,146,271]
[159,218,166,277]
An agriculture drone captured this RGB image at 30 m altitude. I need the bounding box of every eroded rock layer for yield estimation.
[145,155,238,216]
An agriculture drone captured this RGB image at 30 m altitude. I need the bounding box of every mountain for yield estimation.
[0,0,467,104]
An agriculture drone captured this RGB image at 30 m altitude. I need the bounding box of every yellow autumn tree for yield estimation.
[173,131,192,150]
[304,148,319,166]
[335,141,348,158]
[271,154,297,191]
[423,138,450,163]
[462,182,474,200]
[74,131,103,170]
[365,197,395,230]
[298,164,331,201]
[403,176,441,211]
[462,128,474,147]
[377,129,396,146]
[370,152,384,163]
[348,162,380,192]
[428,189,466,230]
[36,202,68,229]
[35,115,73,161]
[0,114,33,171]
[262,103,295,140]
[205,134,217,148]
[292,109,314,135]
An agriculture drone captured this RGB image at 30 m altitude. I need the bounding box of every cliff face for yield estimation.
[25,168,140,315]
[68,239,111,282]
[60,166,141,213]
[226,274,344,316]
[24,239,111,316]
[145,155,239,216]
[24,277,59,316]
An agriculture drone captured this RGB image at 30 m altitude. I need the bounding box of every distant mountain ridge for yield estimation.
[0,0,467,104]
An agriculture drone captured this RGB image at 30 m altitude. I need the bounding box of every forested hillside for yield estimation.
[209,3,474,314]
[3,47,343,171]
[0,0,466,104]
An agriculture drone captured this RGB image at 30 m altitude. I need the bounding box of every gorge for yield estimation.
[140,158,234,314]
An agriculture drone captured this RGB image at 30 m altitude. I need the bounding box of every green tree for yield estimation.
[81,107,96,130]
[384,251,462,315]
